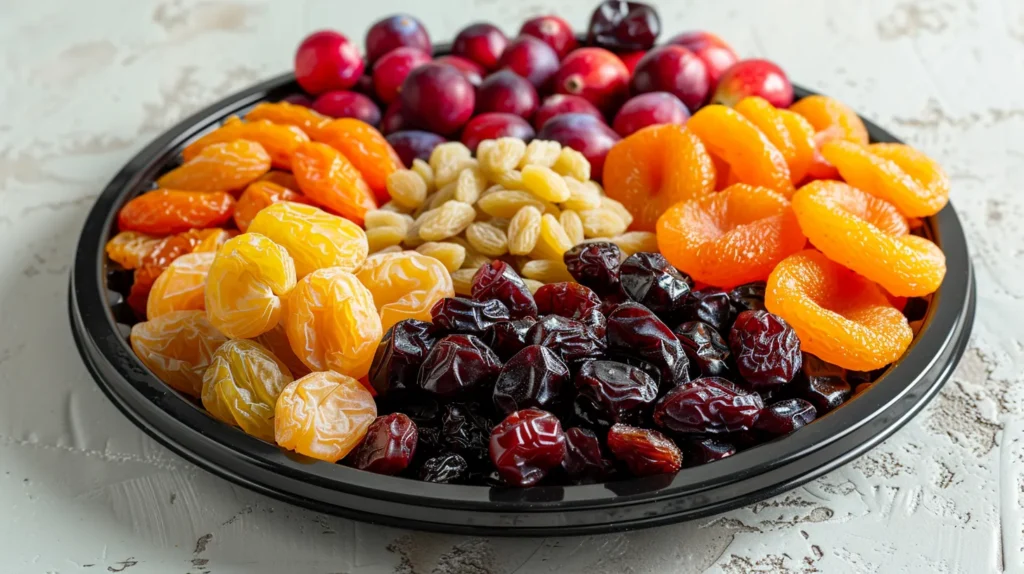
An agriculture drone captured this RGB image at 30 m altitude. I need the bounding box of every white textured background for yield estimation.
[0,0,1021,572]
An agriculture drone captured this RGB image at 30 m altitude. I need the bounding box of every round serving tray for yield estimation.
[70,70,975,536]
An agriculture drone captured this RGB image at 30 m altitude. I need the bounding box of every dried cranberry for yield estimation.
[430,297,511,335]
[416,334,502,397]
[526,315,607,364]
[534,282,602,319]
[793,353,851,414]
[754,399,817,435]
[587,1,662,52]
[680,436,736,467]
[419,453,468,483]
[653,377,763,434]
[493,345,570,416]
[562,427,612,482]
[471,260,538,319]
[674,321,730,379]
[606,303,689,389]
[483,317,537,361]
[681,288,734,333]
[728,310,802,388]
[563,241,624,297]
[728,281,767,313]
[606,423,681,477]
[574,360,659,428]
[369,319,436,398]
[440,402,493,465]
[348,413,418,475]
[619,252,692,322]
[490,408,566,486]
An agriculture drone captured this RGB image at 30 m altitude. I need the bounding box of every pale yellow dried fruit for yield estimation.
[562,177,603,211]
[386,170,428,209]
[403,216,426,248]
[523,278,545,294]
[465,221,509,257]
[530,214,573,260]
[478,138,527,174]
[488,217,511,231]
[477,190,548,218]
[507,205,542,255]
[416,241,466,272]
[610,231,659,256]
[519,140,561,168]
[559,209,585,245]
[491,169,528,191]
[418,200,477,241]
[364,210,413,233]
[411,158,435,192]
[375,245,404,255]
[455,165,487,204]
[366,226,406,252]
[451,268,477,296]
[379,200,411,213]
[462,251,492,270]
[552,147,591,182]
[522,165,571,203]
[521,259,574,283]
[425,182,457,211]
[579,208,628,238]
[600,196,634,228]
[429,142,472,187]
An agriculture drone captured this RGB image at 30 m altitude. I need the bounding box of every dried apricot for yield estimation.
[117,190,235,235]
[253,324,312,379]
[156,140,271,192]
[146,251,215,319]
[233,181,313,232]
[603,124,716,231]
[792,181,945,297]
[275,371,377,463]
[202,339,294,441]
[657,183,806,288]
[285,267,382,379]
[259,170,300,190]
[686,105,794,197]
[130,310,228,397]
[292,141,377,225]
[183,118,310,170]
[317,119,402,203]
[205,233,297,339]
[735,97,812,183]
[789,95,869,146]
[356,252,454,332]
[244,101,330,140]
[106,231,163,269]
[766,250,912,371]
[247,202,368,277]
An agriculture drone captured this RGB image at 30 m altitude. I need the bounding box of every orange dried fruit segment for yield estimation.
[274,371,377,463]
[356,251,455,333]
[146,251,215,319]
[233,181,314,232]
[183,119,310,170]
[292,141,377,226]
[253,324,312,379]
[776,110,816,184]
[247,201,368,277]
[244,101,330,140]
[687,105,794,197]
[260,170,300,190]
[130,310,228,397]
[735,97,811,183]
[820,140,949,217]
[106,231,163,269]
[657,183,806,288]
[156,140,271,192]
[792,181,945,297]
[789,95,869,145]
[201,339,294,442]
[602,124,716,231]
[766,250,912,371]
[117,190,236,235]
[317,119,402,203]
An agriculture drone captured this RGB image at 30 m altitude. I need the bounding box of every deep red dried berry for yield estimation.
[483,317,537,361]
[653,377,764,434]
[579,307,608,339]
[606,423,681,477]
[490,408,566,486]
[754,398,817,435]
[680,436,736,467]
[493,345,570,416]
[606,302,689,388]
[673,320,731,379]
[369,319,437,398]
[526,315,607,364]
[619,252,692,322]
[416,334,502,397]
[728,281,767,313]
[419,453,468,483]
[562,427,612,482]
[348,413,418,475]
[563,241,624,297]
[471,260,538,320]
[793,353,851,414]
[431,296,511,335]
[682,288,735,334]
[574,360,659,428]
[534,282,602,319]
[728,310,802,388]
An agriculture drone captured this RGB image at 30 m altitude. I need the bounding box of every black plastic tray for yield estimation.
[69,71,975,536]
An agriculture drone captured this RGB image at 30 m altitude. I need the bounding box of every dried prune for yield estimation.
[653,377,763,434]
[619,252,692,322]
[471,260,538,319]
[441,402,493,464]
[729,281,767,313]
[580,308,608,339]
[563,241,624,297]
[587,1,661,52]
[606,303,689,389]
[729,310,802,388]
[419,453,469,483]
[680,437,736,467]
[348,413,418,475]
[417,334,502,397]
[573,360,658,428]
[489,408,566,486]
[483,317,537,361]
[526,315,607,364]
[493,345,570,416]
[369,319,437,398]
[674,321,731,379]
[431,297,511,335]
[793,353,851,414]
[754,399,816,435]
[606,424,681,477]
[534,282,602,319]
[562,427,612,483]
[681,288,734,333]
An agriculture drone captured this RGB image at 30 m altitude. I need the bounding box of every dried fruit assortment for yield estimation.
[107,0,954,489]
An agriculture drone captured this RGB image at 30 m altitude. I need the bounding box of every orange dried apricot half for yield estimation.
[292,141,378,226]
[735,97,811,184]
[244,101,330,140]
[275,371,377,463]
[317,119,402,204]
[183,117,310,170]
[233,181,313,232]
[130,310,228,397]
[156,140,271,192]
[356,251,455,332]
[789,95,869,145]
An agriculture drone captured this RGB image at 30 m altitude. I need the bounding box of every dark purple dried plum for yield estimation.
[440,402,493,465]
[573,360,658,428]
[471,260,538,319]
[430,297,510,335]
[728,282,767,313]
[369,319,436,398]
[754,399,816,435]
[599,291,630,317]
[619,252,692,322]
[489,408,566,486]
[419,453,469,483]
[674,320,730,379]
[493,345,570,416]
[587,1,661,52]
[580,308,607,338]
[416,334,503,397]
[526,315,606,364]
[653,377,763,434]
[681,288,734,333]
[563,241,624,297]
[348,413,418,475]
[534,282,602,318]
[793,353,851,414]
[680,436,736,467]
[606,423,681,477]
[483,317,537,361]
[562,427,612,482]
[606,302,689,389]
[728,310,802,388]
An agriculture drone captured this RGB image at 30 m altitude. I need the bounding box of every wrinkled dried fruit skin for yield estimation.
[674,320,731,379]
[563,241,625,297]
[493,345,570,416]
[419,453,468,483]
[587,1,661,51]
[681,437,736,467]
[490,408,566,486]
[534,282,602,320]
[470,261,538,320]
[792,353,851,414]
[183,118,310,170]
[606,303,689,389]
[682,288,735,334]
[118,190,236,235]
[157,140,272,192]
[483,317,537,361]
[245,101,330,140]
[369,319,437,398]
[619,252,693,322]
[317,118,403,203]
[234,181,313,232]
[147,252,215,319]
[573,360,659,428]
[729,310,803,388]
[729,281,767,313]
[275,371,377,463]
[653,377,764,434]
[441,402,493,466]
[754,398,817,435]
[130,311,228,397]
[606,423,682,477]
[292,141,378,226]
[562,427,612,482]
[248,201,368,278]
[417,334,503,397]
[348,413,418,475]
[430,297,511,335]
[358,252,455,332]
[201,339,294,441]
[686,106,793,196]
[526,315,607,364]
[205,233,297,339]
[254,323,311,379]
[285,267,383,378]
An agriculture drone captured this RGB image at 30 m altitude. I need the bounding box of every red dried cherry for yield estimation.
[728,310,802,388]
[680,436,736,467]
[562,427,612,483]
[493,345,570,416]
[753,398,816,435]
[534,282,601,319]
[369,319,437,398]
[573,360,659,428]
[348,413,418,475]
[416,334,502,397]
[526,315,607,364]
[606,423,681,477]
[619,252,693,323]
[490,408,566,486]
[606,303,689,388]
[653,377,764,434]
[673,320,731,379]
[431,297,511,335]
[564,241,625,297]
[483,317,537,362]
[471,260,538,320]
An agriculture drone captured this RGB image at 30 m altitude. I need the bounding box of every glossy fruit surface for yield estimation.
[386,130,447,166]
[562,427,611,482]
[793,354,853,414]
[587,1,661,52]
[489,408,566,486]
[146,252,214,319]
[317,118,402,203]
[400,63,476,136]
[118,190,236,236]
[247,201,368,278]
[292,141,377,225]
[295,30,365,94]
[157,140,271,192]
[182,117,309,171]
[369,319,437,398]
[606,302,689,387]
[417,334,502,397]
[357,251,455,331]
[631,45,710,112]
[520,15,578,59]
[130,310,228,397]
[365,14,431,63]
[452,23,508,71]
[729,310,803,388]
[554,48,631,113]
[537,113,621,176]
[681,288,735,333]
[674,321,730,378]
[460,113,536,152]
[493,345,570,415]
[681,436,736,466]
[275,371,377,463]
[686,105,793,195]
[233,180,311,232]
[563,241,624,297]
[619,252,692,321]
[311,90,382,125]
[484,318,537,362]
[431,297,511,335]
[653,377,763,434]
[526,315,607,364]
[205,233,296,339]
[666,31,739,86]
[574,360,659,427]
[753,398,816,435]
[498,36,560,89]
[612,92,690,137]
[713,58,793,108]
[419,453,468,483]
[477,70,540,119]
[533,94,604,131]
[471,260,538,320]
[606,424,681,477]
[372,46,432,104]
[201,339,293,442]
[434,55,486,86]
[348,413,419,475]
[534,282,602,320]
